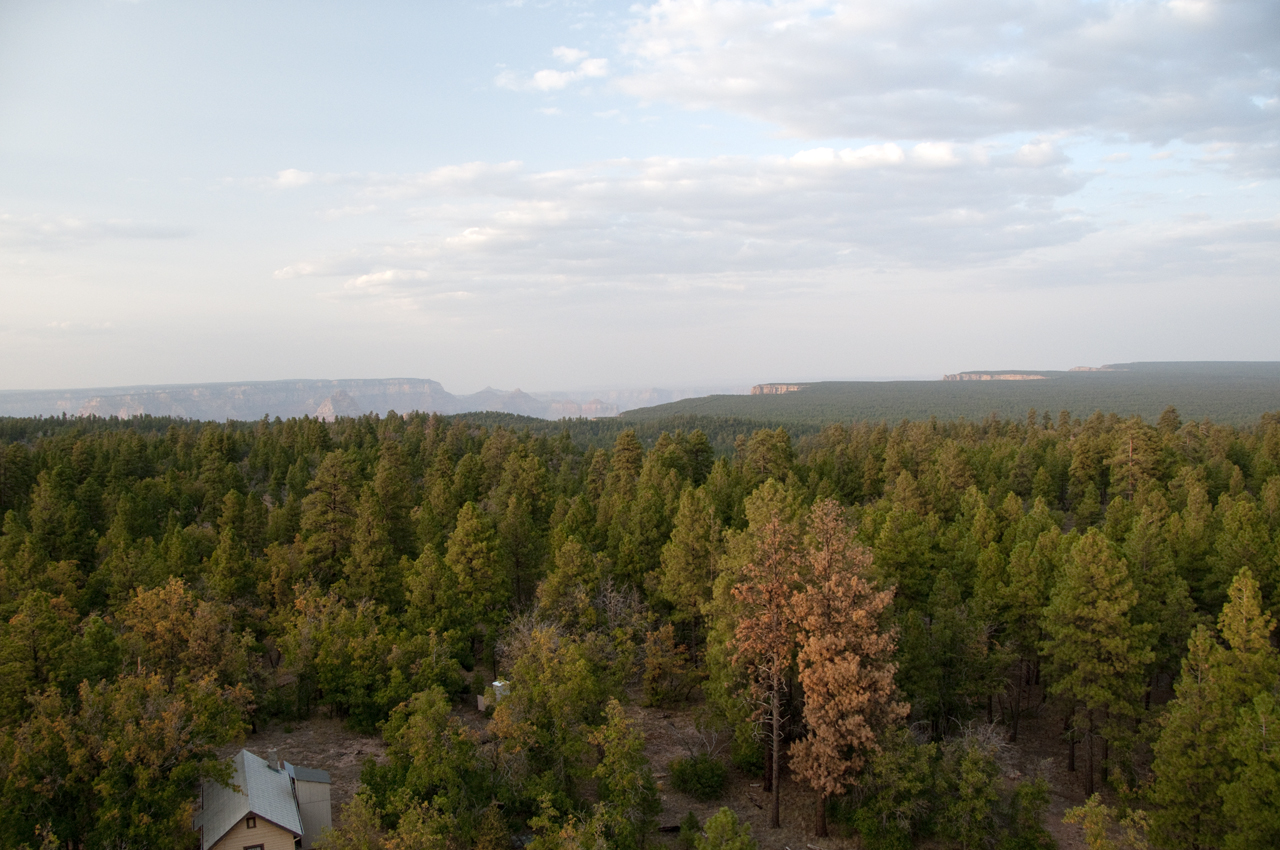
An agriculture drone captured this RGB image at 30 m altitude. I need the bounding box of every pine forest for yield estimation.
[1,406,1279,850]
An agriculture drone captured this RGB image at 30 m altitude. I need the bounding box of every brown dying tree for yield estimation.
[789,499,907,837]
[731,497,802,829]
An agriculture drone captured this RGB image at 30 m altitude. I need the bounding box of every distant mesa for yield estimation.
[943,365,1130,380]
[752,383,806,395]
[622,362,1280,428]
[0,378,624,421]
[943,372,1049,381]
[548,398,615,418]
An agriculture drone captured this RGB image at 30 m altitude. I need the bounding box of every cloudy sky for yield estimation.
[1,0,1276,393]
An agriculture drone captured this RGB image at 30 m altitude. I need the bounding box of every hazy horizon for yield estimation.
[0,372,954,396]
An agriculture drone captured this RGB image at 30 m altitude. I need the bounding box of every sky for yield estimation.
[0,0,1276,394]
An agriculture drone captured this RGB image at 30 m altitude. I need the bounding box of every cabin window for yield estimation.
[245,816,256,829]
[244,845,264,850]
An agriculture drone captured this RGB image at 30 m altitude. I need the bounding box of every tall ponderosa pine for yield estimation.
[445,502,509,671]
[654,484,724,635]
[495,453,550,605]
[1122,505,1196,697]
[371,439,416,558]
[1150,568,1279,850]
[1208,495,1274,612]
[1220,691,1280,850]
[898,569,1003,741]
[995,529,1061,742]
[1041,529,1152,795]
[588,698,660,850]
[345,481,399,605]
[300,450,360,585]
[730,481,802,829]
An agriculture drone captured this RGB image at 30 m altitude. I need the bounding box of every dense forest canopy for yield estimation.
[1,405,1278,849]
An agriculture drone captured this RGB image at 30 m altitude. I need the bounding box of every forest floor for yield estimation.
[630,698,1089,850]
[227,674,1167,847]
[624,675,1129,850]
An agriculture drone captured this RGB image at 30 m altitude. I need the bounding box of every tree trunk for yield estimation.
[1101,735,1109,785]
[987,693,993,724]
[1066,713,1076,772]
[1010,674,1022,743]
[815,793,828,838]
[771,686,782,829]
[763,732,773,793]
[1085,727,1095,796]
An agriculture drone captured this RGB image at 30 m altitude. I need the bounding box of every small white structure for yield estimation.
[479,679,511,712]
[194,749,332,850]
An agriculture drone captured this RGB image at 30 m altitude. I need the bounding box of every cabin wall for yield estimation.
[294,780,332,849]
[211,815,298,850]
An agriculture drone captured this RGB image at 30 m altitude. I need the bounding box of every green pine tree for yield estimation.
[1041,529,1153,795]
[1150,568,1280,849]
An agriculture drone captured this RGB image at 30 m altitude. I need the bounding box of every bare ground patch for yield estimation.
[628,700,860,850]
[221,716,388,829]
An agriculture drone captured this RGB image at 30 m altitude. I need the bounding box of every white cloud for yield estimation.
[275,169,316,188]
[790,144,907,167]
[618,0,1280,158]
[552,46,589,65]
[344,269,431,293]
[497,47,609,92]
[1013,141,1065,168]
[841,143,906,168]
[321,205,379,220]
[0,212,188,247]
[911,142,963,167]
[315,161,526,202]
[270,144,1099,313]
[42,321,114,335]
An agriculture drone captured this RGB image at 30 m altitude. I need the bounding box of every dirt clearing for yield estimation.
[221,716,388,828]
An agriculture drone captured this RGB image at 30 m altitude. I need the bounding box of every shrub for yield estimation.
[729,727,764,774]
[936,733,1001,850]
[833,726,937,842]
[998,779,1057,850]
[678,811,701,850]
[670,753,728,801]
[642,624,699,706]
[696,808,756,850]
[850,809,912,850]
